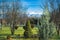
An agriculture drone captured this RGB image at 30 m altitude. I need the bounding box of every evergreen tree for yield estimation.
[39,7,57,40]
[23,20,32,38]
[26,20,32,37]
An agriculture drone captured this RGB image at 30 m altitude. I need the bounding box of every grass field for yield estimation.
[0,26,38,35]
[0,26,60,40]
[0,26,38,40]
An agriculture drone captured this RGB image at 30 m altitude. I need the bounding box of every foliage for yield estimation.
[39,7,57,40]
[27,20,33,37]
[49,22,57,38]
[23,20,33,38]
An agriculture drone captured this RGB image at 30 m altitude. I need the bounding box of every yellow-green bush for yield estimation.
[23,20,33,38]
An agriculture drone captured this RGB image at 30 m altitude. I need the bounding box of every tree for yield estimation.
[49,0,60,36]
[10,1,20,35]
[0,0,5,30]
[23,20,32,38]
[4,1,22,35]
[39,7,57,40]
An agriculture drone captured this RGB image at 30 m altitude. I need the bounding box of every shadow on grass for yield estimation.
[0,37,6,40]
[0,37,38,40]
[0,34,11,36]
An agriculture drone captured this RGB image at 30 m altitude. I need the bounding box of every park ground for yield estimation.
[0,25,60,40]
[0,25,38,40]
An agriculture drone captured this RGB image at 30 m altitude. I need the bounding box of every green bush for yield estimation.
[23,20,33,38]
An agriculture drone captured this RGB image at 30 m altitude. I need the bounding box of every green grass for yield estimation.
[0,26,59,40]
[0,26,38,35]
[0,26,38,40]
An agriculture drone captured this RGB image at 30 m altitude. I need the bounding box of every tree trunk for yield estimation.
[11,23,15,35]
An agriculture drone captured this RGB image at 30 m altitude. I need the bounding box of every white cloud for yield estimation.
[27,7,43,15]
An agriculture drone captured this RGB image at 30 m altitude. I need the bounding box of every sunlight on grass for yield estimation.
[0,26,38,40]
[0,26,38,35]
[15,27,24,35]
[32,27,38,34]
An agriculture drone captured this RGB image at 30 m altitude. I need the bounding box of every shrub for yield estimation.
[23,20,33,38]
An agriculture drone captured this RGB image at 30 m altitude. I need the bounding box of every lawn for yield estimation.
[0,26,38,40]
[0,26,38,35]
[0,26,59,40]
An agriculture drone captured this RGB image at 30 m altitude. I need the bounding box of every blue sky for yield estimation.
[0,0,44,16]
[0,0,43,14]
[0,0,60,16]
[21,0,44,15]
